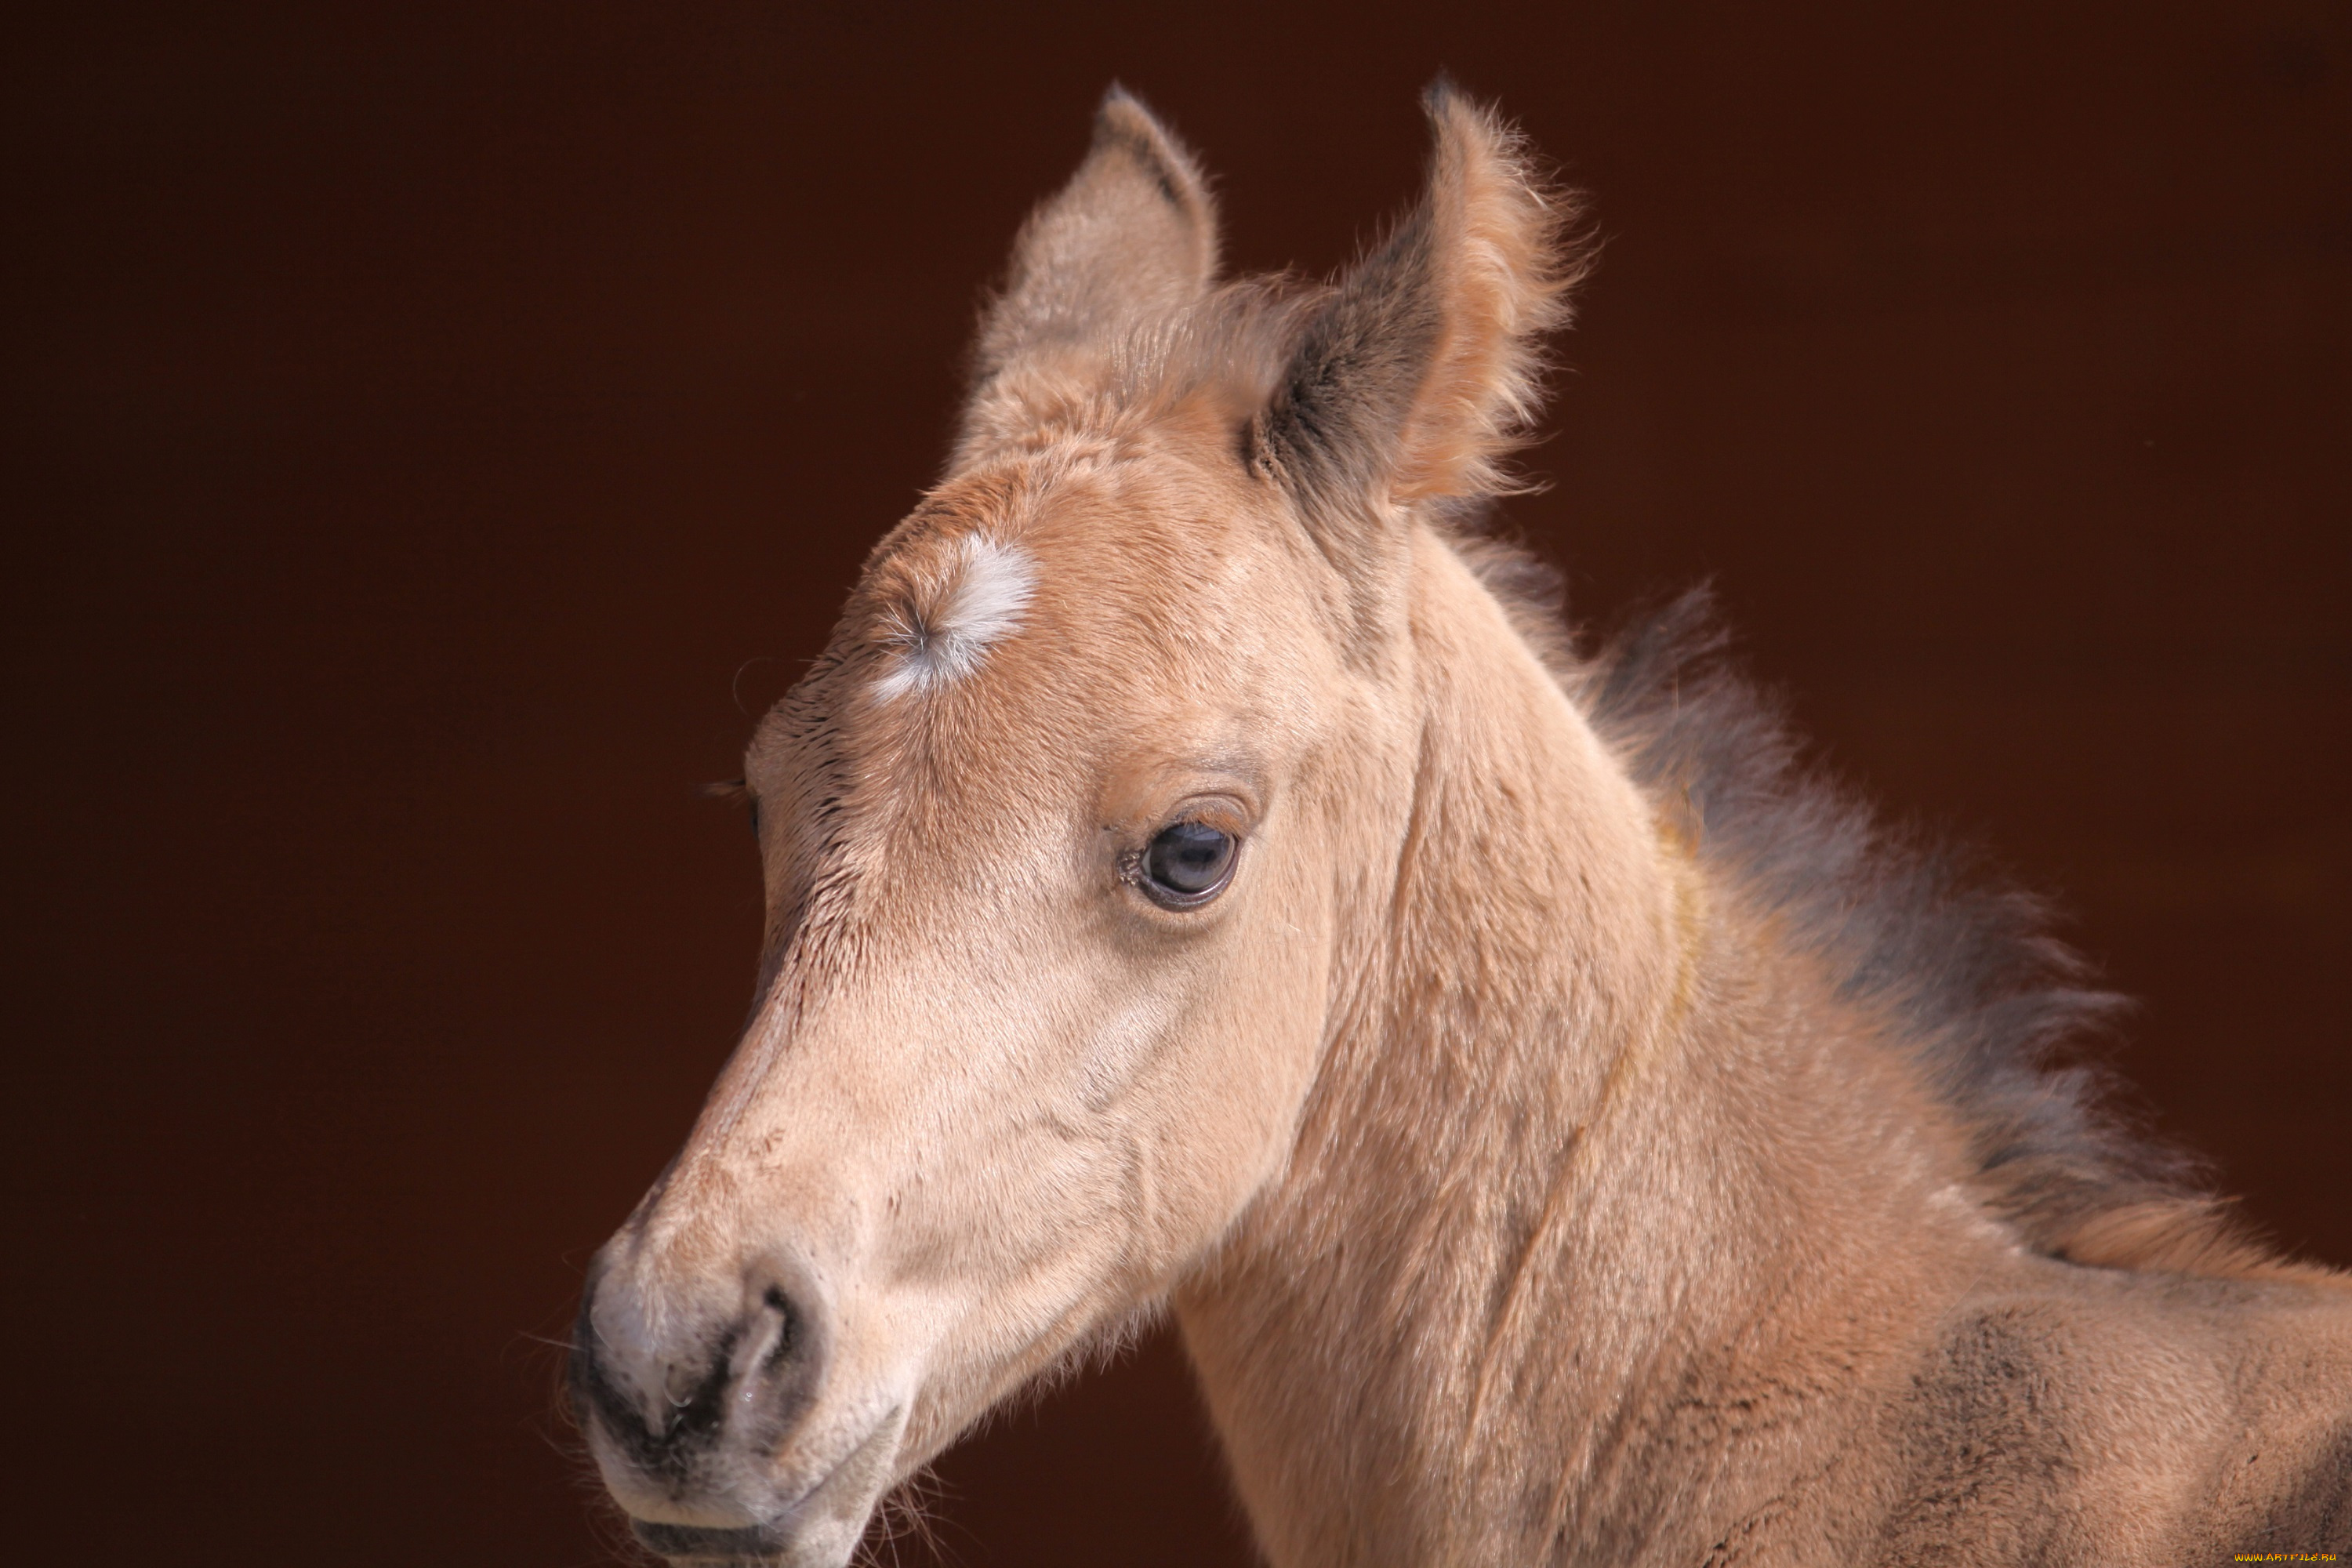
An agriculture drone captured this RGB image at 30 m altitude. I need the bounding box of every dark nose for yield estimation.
[568,1265,827,1486]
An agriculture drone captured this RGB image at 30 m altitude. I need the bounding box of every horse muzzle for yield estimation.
[569,1251,905,1566]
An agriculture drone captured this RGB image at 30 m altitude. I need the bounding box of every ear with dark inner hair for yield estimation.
[1250,84,1582,566]
[953,87,1220,468]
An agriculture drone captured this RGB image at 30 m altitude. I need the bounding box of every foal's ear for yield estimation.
[955,88,1218,462]
[1252,86,1580,524]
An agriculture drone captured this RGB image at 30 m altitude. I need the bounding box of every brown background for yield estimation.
[4,4,2345,1564]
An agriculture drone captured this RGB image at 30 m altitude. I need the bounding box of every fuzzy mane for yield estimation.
[1455,539,2305,1281]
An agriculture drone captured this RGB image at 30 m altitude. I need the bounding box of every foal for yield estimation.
[572,87,2352,1566]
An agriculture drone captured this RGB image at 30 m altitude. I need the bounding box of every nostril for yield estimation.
[570,1257,831,1485]
[727,1267,828,1438]
[570,1272,741,1475]
[729,1280,811,1393]
[760,1284,800,1373]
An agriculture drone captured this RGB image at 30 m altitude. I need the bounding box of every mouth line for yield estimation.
[630,1518,793,1559]
[626,1405,904,1563]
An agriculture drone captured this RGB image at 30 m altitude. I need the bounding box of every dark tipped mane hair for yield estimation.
[1455,534,2300,1281]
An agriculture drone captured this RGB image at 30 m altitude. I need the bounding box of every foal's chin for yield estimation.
[590,1393,912,1567]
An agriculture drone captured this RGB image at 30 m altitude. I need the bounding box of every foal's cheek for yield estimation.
[1064,986,1192,1113]
[1171,899,1338,1185]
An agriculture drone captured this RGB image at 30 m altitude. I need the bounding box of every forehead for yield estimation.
[759,447,1305,771]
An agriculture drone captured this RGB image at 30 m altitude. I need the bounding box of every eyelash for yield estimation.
[702,779,759,840]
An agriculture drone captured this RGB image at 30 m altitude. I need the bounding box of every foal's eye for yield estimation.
[1141,820,1238,907]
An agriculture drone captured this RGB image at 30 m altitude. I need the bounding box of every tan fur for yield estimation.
[574,89,2352,1566]
[1384,92,1581,503]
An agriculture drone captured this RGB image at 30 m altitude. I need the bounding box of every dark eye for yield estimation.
[1141,820,1237,906]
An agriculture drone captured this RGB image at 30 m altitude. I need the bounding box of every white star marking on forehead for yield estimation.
[873,534,1038,701]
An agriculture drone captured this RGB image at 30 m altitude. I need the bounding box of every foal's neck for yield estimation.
[1174,533,2005,1568]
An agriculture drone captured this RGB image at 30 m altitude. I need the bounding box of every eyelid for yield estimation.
[1160,793,1251,837]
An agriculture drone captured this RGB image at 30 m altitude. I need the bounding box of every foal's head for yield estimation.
[572,87,1576,1564]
